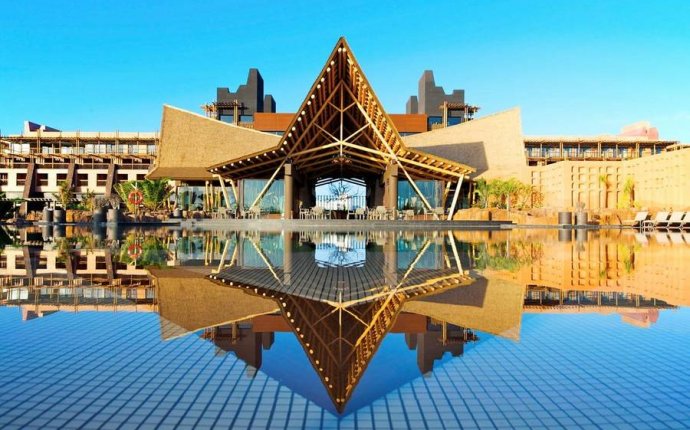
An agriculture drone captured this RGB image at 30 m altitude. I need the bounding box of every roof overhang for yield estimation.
[207,38,474,182]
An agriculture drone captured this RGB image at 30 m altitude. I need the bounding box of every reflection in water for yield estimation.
[1,226,689,418]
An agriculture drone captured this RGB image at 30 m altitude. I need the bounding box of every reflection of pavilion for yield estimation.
[207,230,482,412]
[3,229,687,414]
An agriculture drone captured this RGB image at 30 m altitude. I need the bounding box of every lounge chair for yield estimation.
[658,211,684,230]
[679,212,690,230]
[642,211,669,231]
[625,211,648,229]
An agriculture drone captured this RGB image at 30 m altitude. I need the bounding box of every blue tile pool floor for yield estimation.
[1,307,689,429]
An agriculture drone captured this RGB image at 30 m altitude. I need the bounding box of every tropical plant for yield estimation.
[623,177,635,207]
[108,194,122,210]
[80,189,96,211]
[140,178,173,211]
[115,234,170,268]
[115,180,140,212]
[0,192,16,220]
[473,178,490,209]
[53,180,74,208]
[116,179,172,213]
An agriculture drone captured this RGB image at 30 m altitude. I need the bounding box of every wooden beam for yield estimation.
[214,174,232,210]
[447,175,464,221]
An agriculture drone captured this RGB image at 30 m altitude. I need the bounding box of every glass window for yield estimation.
[77,173,89,187]
[447,116,462,126]
[243,179,284,214]
[427,116,443,128]
[397,180,442,213]
[240,115,254,123]
[241,234,283,268]
[220,114,234,123]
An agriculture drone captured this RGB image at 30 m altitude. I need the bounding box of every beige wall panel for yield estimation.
[403,108,528,181]
[148,105,280,181]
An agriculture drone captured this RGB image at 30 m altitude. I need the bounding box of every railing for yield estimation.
[314,195,367,210]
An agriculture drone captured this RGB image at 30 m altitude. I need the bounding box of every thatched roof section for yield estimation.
[402,108,528,181]
[151,267,279,340]
[402,276,525,341]
[209,38,474,182]
[147,105,280,181]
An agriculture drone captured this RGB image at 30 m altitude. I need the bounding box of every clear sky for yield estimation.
[1,0,689,141]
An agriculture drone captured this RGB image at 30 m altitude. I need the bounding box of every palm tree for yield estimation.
[623,177,635,208]
[501,178,522,211]
[473,179,490,209]
[141,178,173,211]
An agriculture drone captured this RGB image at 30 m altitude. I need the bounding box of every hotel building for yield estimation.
[2,38,688,218]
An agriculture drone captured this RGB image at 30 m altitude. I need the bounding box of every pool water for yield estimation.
[1,226,689,429]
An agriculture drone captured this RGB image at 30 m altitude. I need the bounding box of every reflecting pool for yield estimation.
[1,226,689,429]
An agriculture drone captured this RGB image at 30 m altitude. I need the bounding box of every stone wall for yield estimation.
[529,148,690,211]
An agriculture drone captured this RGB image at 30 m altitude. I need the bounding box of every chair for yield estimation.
[347,207,366,220]
[402,209,415,221]
[679,212,690,230]
[355,207,366,219]
[625,211,649,229]
[214,207,230,220]
[312,206,324,219]
[299,207,311,219]
[424,206,446,220]
[659,211,684,230]
[375,206,387,220]
[642,211,669,231]
[248,205,262,219]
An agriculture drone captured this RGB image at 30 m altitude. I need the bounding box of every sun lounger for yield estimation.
[625,211,649,228]
[642,211,669,231]
[680,212,690,230]
[658,211,685,230]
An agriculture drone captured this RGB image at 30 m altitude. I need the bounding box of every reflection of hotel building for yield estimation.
[2,229,685,411]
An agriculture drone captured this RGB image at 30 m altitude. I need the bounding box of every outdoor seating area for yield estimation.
[637,211,690,231]
[298,206,332,219]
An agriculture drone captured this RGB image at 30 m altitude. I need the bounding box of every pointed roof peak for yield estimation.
[211,37,474,181]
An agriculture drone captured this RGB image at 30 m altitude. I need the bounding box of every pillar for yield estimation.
[384,163,398,211]
[284,163,294,219]
[283,231,292,286]
[384,231,398,285]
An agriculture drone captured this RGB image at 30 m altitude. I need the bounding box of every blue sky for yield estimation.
[1,0,689,141]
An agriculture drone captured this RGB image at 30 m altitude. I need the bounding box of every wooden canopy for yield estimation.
[208,38,474,182]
